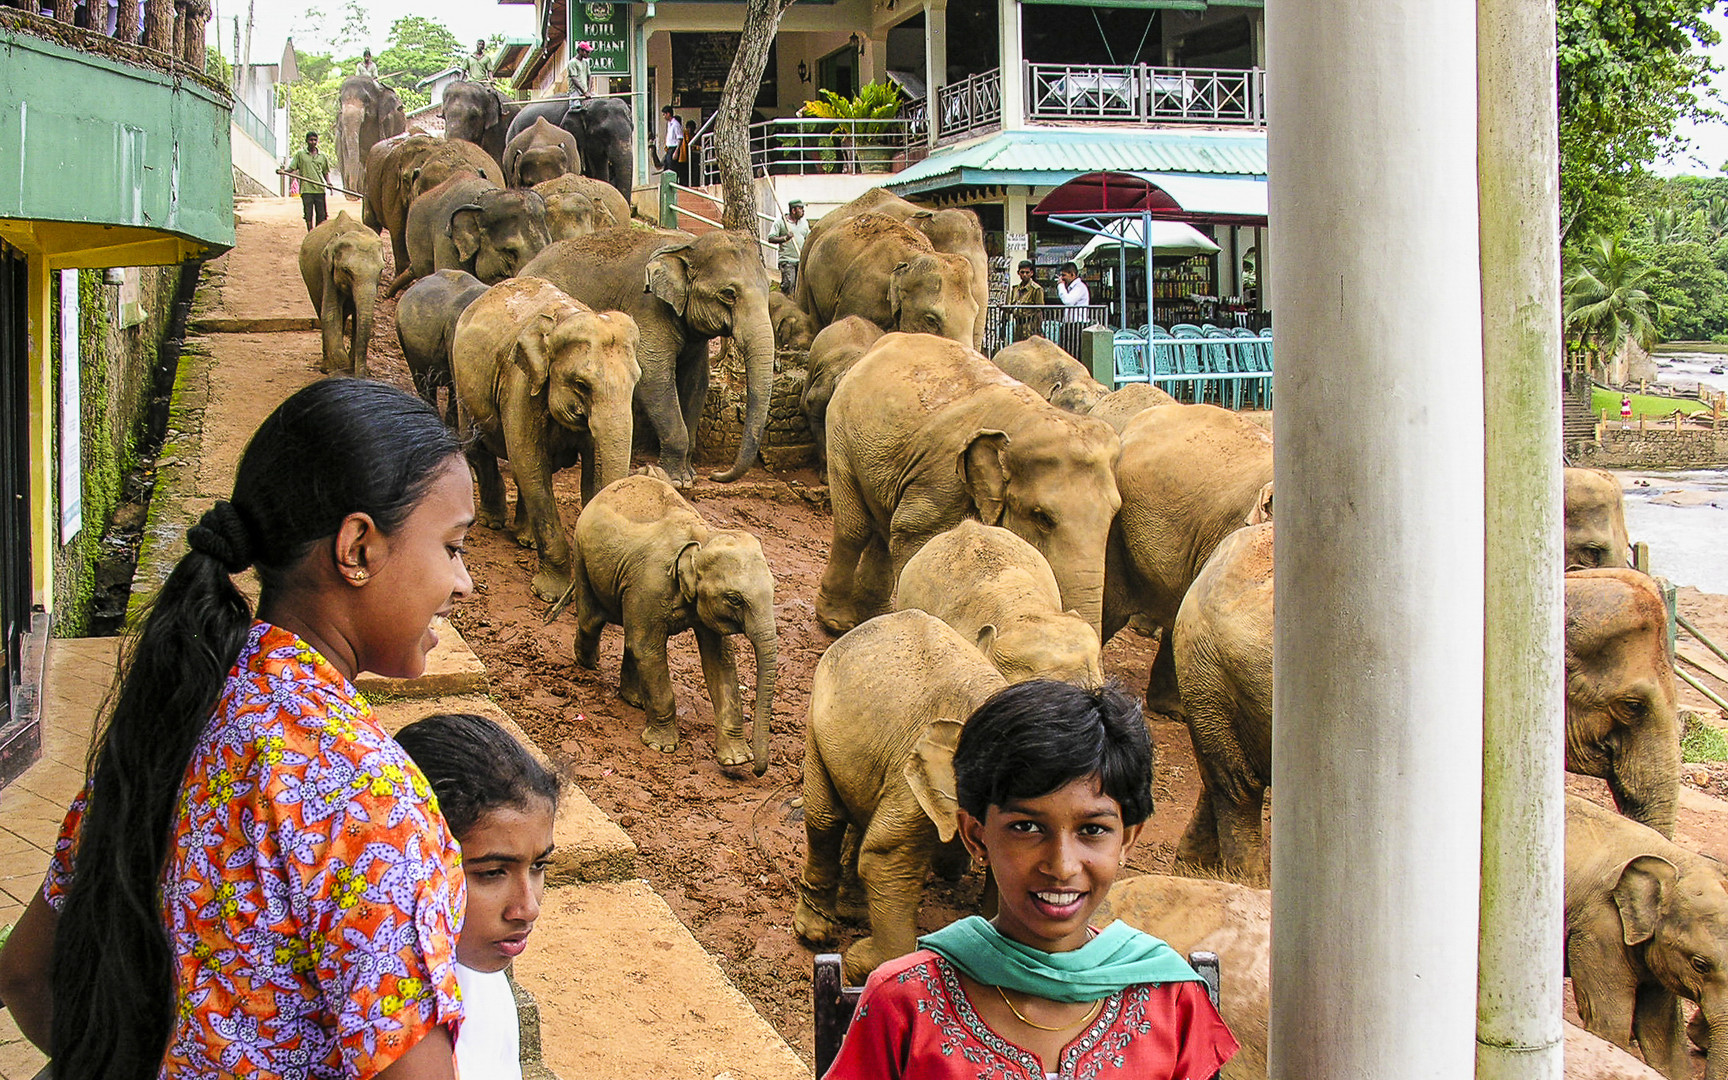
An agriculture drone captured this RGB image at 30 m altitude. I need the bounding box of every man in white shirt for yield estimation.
[659,106,686,184]
[766,199,810,294]
[1057,261,1091,316]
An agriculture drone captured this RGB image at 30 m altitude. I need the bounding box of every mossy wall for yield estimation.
[48,266,178,636]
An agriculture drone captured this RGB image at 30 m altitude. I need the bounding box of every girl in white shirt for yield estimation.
[397,712,561,1080]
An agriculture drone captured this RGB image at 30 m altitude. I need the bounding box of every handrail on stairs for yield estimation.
[662,178,780,262]
[1676,611,1728,714]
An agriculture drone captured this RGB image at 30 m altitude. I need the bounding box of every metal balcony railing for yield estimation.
[232,95,277,157]
[936,68,1002,143]
[693,117,928,184]
[1027,63,1264,126]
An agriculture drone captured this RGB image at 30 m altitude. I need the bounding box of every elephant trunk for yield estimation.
[1050,560,1107,637]
[746,614,777,777]
[587,398,633,494]
[351,275,377,377]
[712,303,776,483]
[339,103,365,191]
[1707,1011,1728,1080]
[1611,728,1681,839]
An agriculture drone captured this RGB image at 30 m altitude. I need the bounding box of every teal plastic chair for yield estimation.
[1113,329,1148,384]
[1230,327,1270,408]
[1201,325,1244,409]
[1169,324,1214,404]
[1150,326,1178,398]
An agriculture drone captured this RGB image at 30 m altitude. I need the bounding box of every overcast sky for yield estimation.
[1652,6,1728,177]
[207,0,537,67]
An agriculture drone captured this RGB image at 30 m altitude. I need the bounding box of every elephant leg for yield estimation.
[467,443,509,532]
[572,577,607,671]
[509,475,536,549]
[1633,983,1689,1080]
[1175,784,1223,870]
[636,330,694,488]
[619,644,646,709]
[624,624,679,753]
[1145,630,1185,719]
[675,344,710,466]
[837,826,868,923]
[504,417,575,602]
[815,456,875,633]
[795,736,845,946]
[319,297,345,374]
[844,821,934,984]
[854,537,895,624]
[1213,783,1267,880]
[695,625,751,768]
[1569,932,1642,1055]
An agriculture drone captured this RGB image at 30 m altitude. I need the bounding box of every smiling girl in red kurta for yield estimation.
[824,681,1239,1080]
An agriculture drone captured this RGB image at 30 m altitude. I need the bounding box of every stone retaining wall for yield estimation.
[696,342,817,471]
[1574,427,1728,469]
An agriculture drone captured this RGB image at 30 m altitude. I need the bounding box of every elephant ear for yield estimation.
[646,243,695,315]
[449,204,486,265]
[1247,481,1274,525]
[671,540,701,604]
[887,261,911,326]
[1612,853,1678,946]
[514,310,559,391]
[904,718,966,842]
[958,430,1012,526]
[974,624,998,659]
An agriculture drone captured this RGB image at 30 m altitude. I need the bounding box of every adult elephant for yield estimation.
[441,79,520,165]
[817,332,1121,634]
[802,315,884,482]
[452,277,640,600]
[366,136,499,279]
[798,187,990,348]
[1566,466,1633,570]
[795,214,977,345]
[561,473,777,775]
[503,117,582,187]
[518,227,775,487]
[508,96,635,204]
[334,76,406,193]
[1103,402,1274,716]
[395,173,550,294]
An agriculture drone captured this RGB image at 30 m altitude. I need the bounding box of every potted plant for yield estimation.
[802,80,904,173]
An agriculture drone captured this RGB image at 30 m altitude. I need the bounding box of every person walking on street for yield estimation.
[280,132,333,231]
[1006,260,1045,342]
[767,199,810,294]
[356,48,378,79]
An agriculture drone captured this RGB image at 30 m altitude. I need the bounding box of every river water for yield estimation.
[1617,352,1727,594]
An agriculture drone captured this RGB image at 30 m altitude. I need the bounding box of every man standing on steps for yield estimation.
[279,132,333,231]
[657,105,686,185]
[767,199,809,295]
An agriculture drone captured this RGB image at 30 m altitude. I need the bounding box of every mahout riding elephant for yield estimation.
[795,608,1006,982]
[896,519,1102,686]
[335,76,406,193]
[394,174,550,295]
[452,277,640,600]
[1566,793,1728,1080]
[441,79,521,165]
[558,473,776,775]
[1567,466,1633,570]
[1109,872,1669,1080]
[797,187,990,348]
[1103,402,1274,716]
[769,291,818,354]
[991,335,1109,413]
[801,316,883,482]
[503,117,583,187]
[297,211,384,377]
[795,214,978,345]
[1170,540,1682,877]
[365,136,498,277]
[817,332,1121,634]
[1565,568,1680,837]
[396,269,488,424]
[533,173,631,233]
[519,227,775,487]
[1087,382,1176,432]
[508,96,635,203]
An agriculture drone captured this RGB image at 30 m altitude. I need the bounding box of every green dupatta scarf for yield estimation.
[918,916,1202,1003]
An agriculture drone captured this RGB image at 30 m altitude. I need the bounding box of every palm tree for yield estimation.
[1563,234,1666,380]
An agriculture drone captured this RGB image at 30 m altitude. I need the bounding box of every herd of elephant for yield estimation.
[283,124,1715,1075]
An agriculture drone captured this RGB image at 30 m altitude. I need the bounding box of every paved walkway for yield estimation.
[0,196,808,1080]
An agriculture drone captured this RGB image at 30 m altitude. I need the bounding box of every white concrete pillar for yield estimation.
[1266,1,1485,1077]
[925,0,947,147]
[1005,189,1029,273]
[1476,0,1565,1071]
[631,11,651,188]
[997,0,1024,128]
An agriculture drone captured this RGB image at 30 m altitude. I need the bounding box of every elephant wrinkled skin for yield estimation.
[335,77,406,194]
[1088,382,1177,432]
[520,227,777,486]
[801,316,883,481]
[795,214,978,345]
[452,277,641,600]
[795,609,1006,982]
[897,519,1102,687]
[1566,568,1680,837]
[818,333,1121,635]
[395,174,550,295]
[298,212,384,377]
[563,474,777,774]
[1567,466,1634,570]
[397,269,489,424]
[504,117,583,187]
[1566,793,1728,1080]
[366,136,499,278]
[992,335,1110,413]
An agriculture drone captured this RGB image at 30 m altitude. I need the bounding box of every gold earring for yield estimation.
[351,570,368,582]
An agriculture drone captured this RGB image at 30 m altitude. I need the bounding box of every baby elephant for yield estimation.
[565,474,777,775]
[769,291,819,355]
[897,518,1102,686]
[298,211,384,376]
[396,269,488,425]
[992,335,1110,413]
[1566,793,1728,1080]
[796,609,1007,982]
[800,315,884,480]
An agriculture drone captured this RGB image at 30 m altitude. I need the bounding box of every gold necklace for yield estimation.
[995,985,1104,1032]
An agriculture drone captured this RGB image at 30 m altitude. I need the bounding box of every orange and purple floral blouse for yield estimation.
[45,622,466,1079]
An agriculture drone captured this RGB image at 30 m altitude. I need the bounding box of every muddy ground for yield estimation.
[210,198,1728,1070]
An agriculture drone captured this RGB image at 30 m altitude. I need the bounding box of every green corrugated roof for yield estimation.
[886,127,1266,198]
